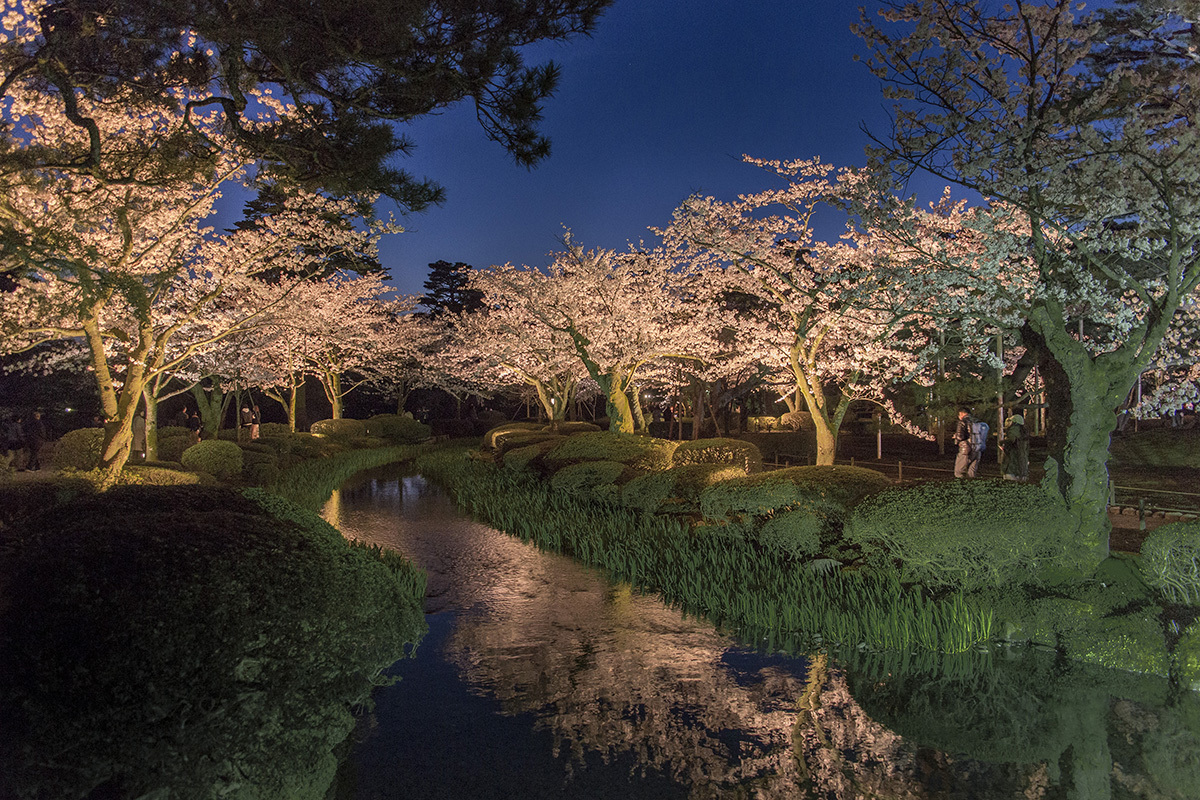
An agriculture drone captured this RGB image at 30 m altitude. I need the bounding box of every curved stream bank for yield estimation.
[321,464,1199,800]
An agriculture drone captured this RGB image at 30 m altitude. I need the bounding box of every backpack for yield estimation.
[970,419,989,453]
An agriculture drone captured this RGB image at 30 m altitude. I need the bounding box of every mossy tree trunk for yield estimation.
[191,380,231,440]
[1026,306,1162,573]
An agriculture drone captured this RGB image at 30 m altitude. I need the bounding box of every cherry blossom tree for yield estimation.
[255,274,418,421]
[471,236,720,433]
[455,272,591,424]
[0,62,401,479]
[661,157,936,464]
[856,0,1200,569]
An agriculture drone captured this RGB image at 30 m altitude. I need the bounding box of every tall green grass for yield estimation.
[416,448,993,654]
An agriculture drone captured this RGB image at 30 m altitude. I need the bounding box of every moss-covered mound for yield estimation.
[672,438,763,473]
[0,485,426,800]
[699,465,891,521]
[544,431,679,472]
[844,480,1077,590]
[501,437,564,473]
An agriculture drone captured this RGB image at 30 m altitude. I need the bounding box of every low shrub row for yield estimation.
[0,484,427,800]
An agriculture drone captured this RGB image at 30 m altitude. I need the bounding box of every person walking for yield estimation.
[25,410,47,471]
[250,404,261,440]
[239,405,254,442]
[953,407,981,479]
[187,410,202,443]
[1001,414,1031,481]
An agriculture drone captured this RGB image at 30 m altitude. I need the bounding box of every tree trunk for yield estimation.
[1028,316,1146,574]
[630,385,647,432]
[597,373,635,433]
[191,382,228,440]
[142,388,159,462]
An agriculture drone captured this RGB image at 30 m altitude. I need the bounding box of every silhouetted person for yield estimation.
[25,410,46,471]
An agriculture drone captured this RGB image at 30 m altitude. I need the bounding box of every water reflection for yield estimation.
[324,466,1198,799]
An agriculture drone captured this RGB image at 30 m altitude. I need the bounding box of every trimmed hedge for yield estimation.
[621,464,747,513]
[483,422,544,451]
[549,460,634,504]
[543,421,602,435]
[365,414,432,444]
[259,422,294,438]
[50,427,105,471]
[1139,521,1200,606]
[672,437,763,473]
[699,465,891,521]
[181,439,244,481]
[844,480,1077,590]
[310,418,368,438]
[157,427,197,462]
[544,431,678,472]
[0,485,426,800]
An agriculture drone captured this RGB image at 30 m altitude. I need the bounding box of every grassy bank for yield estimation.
[417,437,1197,688]
[415,447,994,655]
[0,438,431,800]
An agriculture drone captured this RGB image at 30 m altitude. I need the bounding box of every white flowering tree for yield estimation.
[661,157,937,464]
[471,237,719,433]
[857,0,1200,569]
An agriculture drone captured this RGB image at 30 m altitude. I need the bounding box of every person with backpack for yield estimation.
[953,407,985,478]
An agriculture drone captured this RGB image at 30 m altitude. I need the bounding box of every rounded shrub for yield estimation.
[0,485,425,800]
[309,418,368,438]
[549,460,633,504]
[50,427,106,471]
[544,431,678,472]
[672,438,763,473]
[756,510,824,559]
[180,439,244,481]
[844,480,1077,590]
[365,414,432,443]
[483,422,544,451]
[238,445,281,488]
[699,465,891,521]
[621,464,746,513]
[1139,520,1200,606]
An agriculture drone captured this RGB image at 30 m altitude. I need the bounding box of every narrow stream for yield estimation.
[322,465,1199,800]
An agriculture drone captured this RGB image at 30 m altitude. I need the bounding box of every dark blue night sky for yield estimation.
[373,1,949,296]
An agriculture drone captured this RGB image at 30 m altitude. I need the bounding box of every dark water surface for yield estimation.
[323,465,1198,800]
